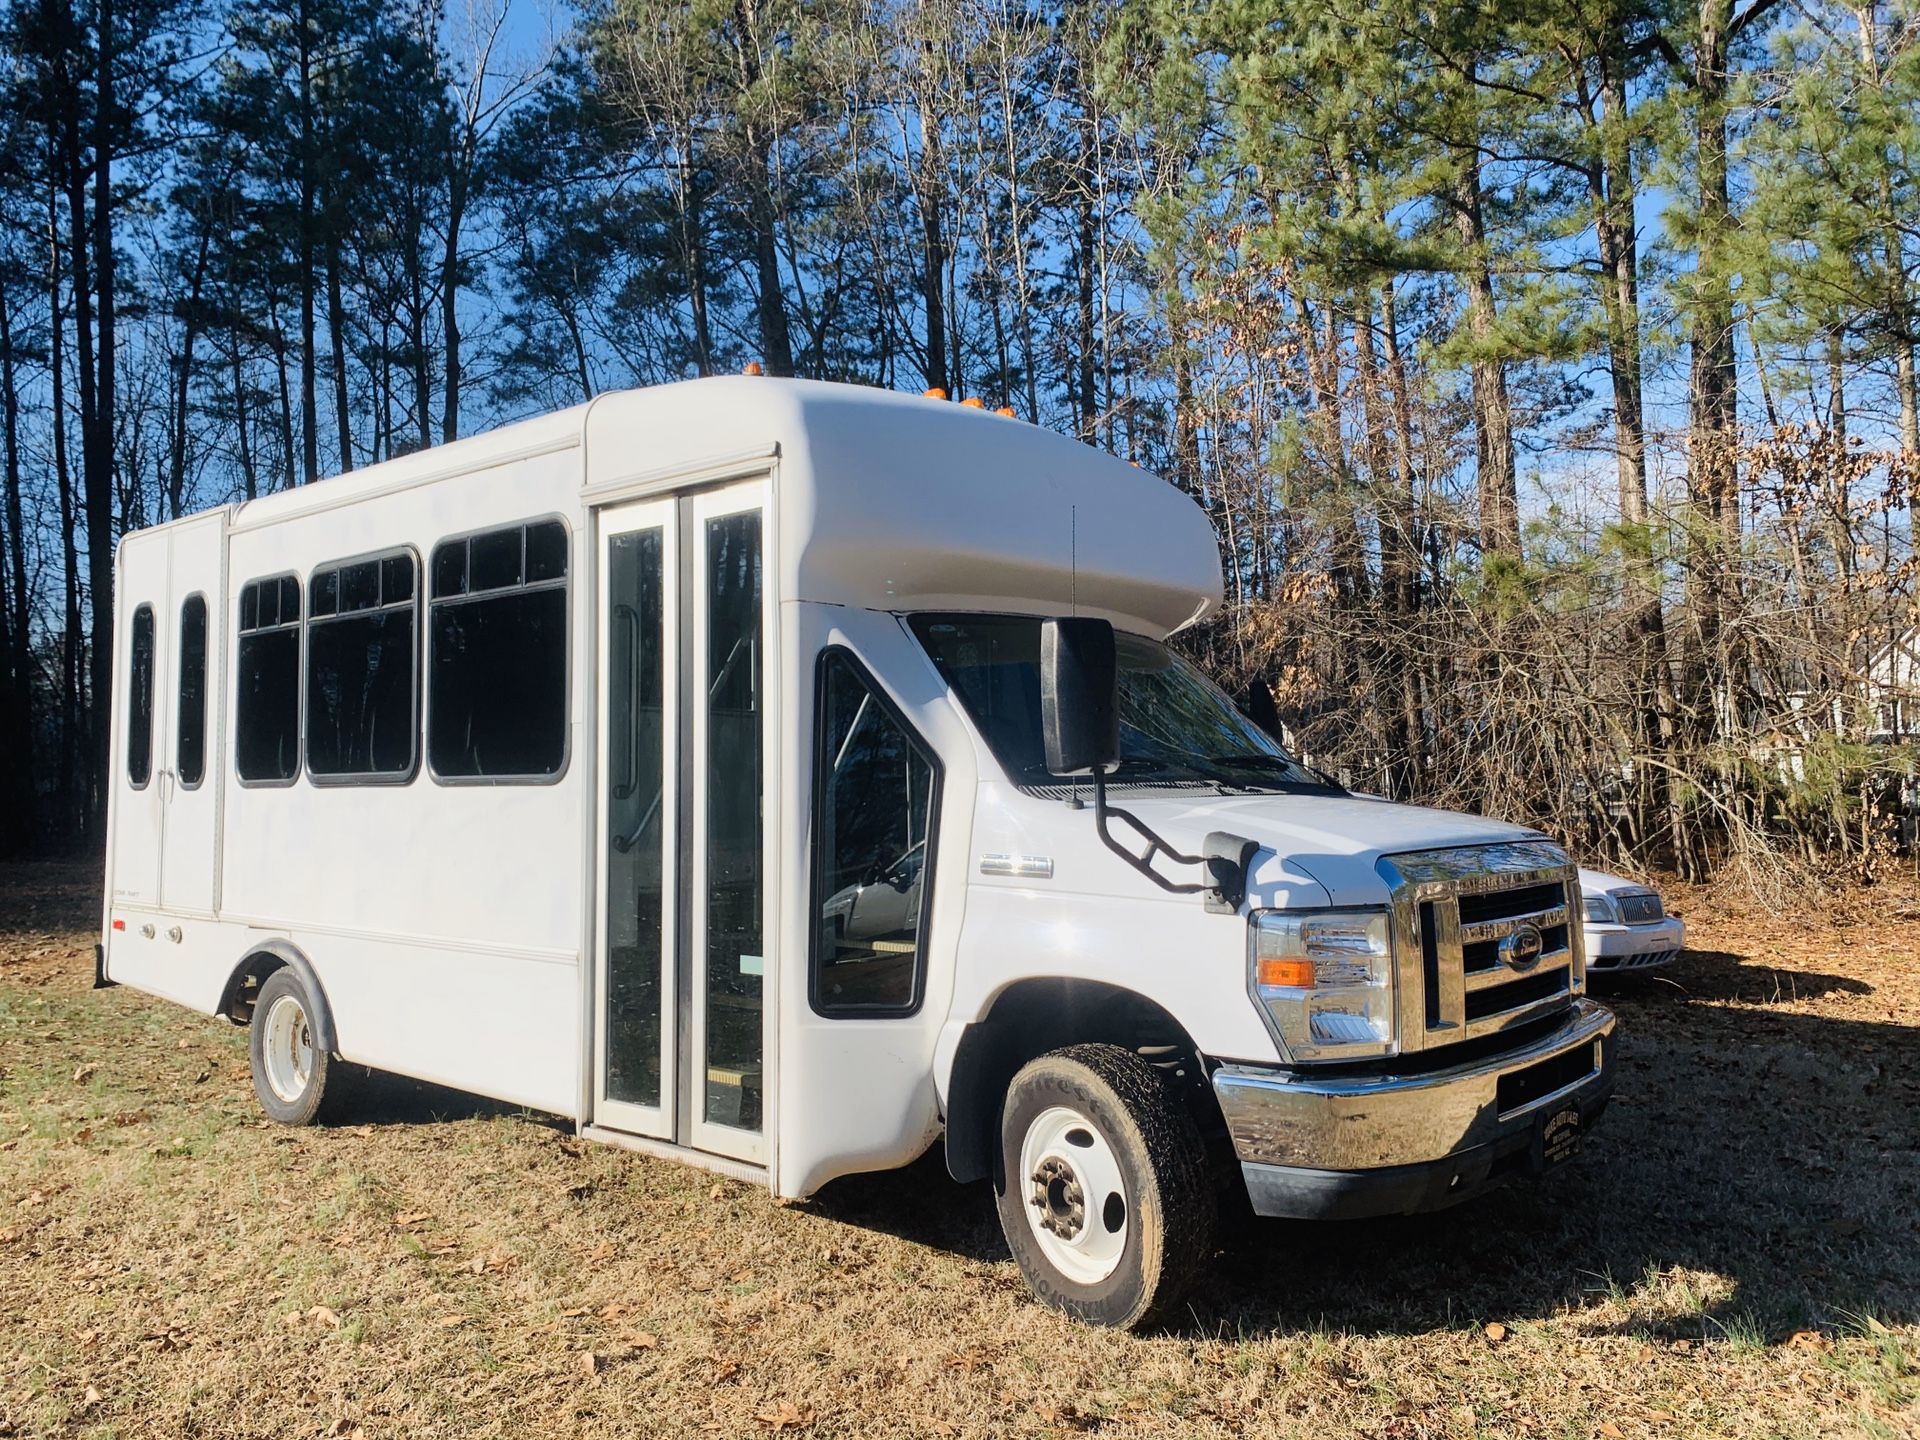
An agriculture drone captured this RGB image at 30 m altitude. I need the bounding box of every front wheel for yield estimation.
[994,1043,1215,1329]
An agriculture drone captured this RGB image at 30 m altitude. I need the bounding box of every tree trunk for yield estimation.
[1685,0,1741,742]
[326,209,353,473]
[0,284,34,853]
[298,0,319,484]
[1451,156,1518,555]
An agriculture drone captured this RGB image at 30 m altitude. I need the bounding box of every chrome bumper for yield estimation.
[1213,999,1615,1218]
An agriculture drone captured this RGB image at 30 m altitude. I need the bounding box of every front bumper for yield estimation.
[1213,998,1615,1220]
[1585,916,1685,971]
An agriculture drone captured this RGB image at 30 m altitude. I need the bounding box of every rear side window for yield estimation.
[177,595,208,787]
[126,604,155,788]
[428,519,569,781]
[809,649,939,1015]
[307,551,418,781]
[236,574,302,783]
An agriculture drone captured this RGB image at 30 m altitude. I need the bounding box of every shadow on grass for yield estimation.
[332,1065,572,1132]
[814,944,1920,1342]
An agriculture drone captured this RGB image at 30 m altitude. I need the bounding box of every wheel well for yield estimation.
[942,978,1221,1185]
[217,943,338,1052]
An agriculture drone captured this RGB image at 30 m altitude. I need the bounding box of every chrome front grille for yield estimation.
[1380,841,1585,1055]
[1613,890,1665,924]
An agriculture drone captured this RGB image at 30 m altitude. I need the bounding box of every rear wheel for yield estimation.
[994,1043,1214,1329]
[249,968,339,1125]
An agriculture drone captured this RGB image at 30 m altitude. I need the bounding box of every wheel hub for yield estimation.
[1030,1156,1086,1239]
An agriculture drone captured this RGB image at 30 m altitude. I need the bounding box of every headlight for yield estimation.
[1248,908,1395,1062]
[1583,895,1616,925]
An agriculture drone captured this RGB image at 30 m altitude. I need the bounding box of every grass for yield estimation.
[2,860,1919,1437]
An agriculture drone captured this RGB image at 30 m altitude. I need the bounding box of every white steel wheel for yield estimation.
[248,967,338,1126]
[261,993,315,1104]
[1018,1105,1131,1285]
[994,1043,1215,1330]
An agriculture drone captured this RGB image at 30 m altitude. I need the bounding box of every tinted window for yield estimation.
[127,605,155,787]
[237,576,302,783]
[909,614,1339,793]
[428,520,568,779]
[307,552,418,780]
[177,596,208,787]
[811,651,937,1015]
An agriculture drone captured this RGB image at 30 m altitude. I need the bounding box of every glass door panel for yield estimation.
[690,487,769,1162]
[595,499,676,1137]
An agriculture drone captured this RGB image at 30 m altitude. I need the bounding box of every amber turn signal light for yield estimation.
[1256,957,1316,989]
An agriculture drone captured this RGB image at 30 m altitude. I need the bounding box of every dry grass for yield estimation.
[2,861,1918,1439]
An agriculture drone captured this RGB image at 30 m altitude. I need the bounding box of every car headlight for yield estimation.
[1247,908,1395,1062]
[1583,895,1616,925]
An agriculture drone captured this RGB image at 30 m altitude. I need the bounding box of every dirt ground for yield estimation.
[1,861,1917,1439]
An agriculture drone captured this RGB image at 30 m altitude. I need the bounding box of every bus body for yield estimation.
[102,377,1615,1327]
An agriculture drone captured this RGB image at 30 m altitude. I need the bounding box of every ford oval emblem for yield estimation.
[1500,922,1545,972]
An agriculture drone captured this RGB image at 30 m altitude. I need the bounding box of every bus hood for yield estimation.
[1109,791,1553,907]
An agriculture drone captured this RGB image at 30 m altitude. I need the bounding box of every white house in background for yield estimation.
[1866,624,1920,742]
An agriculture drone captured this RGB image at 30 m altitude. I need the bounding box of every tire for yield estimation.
[994,1043,1215,1330]
[249,968,339,1126]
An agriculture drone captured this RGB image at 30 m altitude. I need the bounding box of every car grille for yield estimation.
[1378,840,1585,1055]
[1613,891,1665,924]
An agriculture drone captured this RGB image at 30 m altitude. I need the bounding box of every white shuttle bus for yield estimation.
[101,377,1615,1327]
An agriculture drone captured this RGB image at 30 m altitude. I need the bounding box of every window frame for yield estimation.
[303,545,423,787]
[234,571,305,789]
[807,644,944,1020]
[176,592,209,790]
[424,515,573,787]
[126,602,156,790]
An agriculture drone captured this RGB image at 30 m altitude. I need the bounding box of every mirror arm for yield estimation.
[1090,767,1257,911]
[1090,768,1205,890]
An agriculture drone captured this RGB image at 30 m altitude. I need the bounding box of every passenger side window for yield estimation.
[307,551,418,781]
[428,519,568,781]
[236,575,302,784]
[177,595,208,787]
[126,604,155,788]
[810,650,939,1015]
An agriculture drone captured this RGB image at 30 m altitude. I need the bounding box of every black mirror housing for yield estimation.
[1041,617,1120,775]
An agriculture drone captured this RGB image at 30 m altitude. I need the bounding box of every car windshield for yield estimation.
[908,613,1341,793]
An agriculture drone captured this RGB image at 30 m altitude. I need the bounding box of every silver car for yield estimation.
[1578,867,1685,973]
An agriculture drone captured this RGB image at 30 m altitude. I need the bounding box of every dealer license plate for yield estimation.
[1532,1105,1582,1172]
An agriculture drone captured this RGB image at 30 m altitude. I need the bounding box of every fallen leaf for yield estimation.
[1787,1330,1833,1353]
[1484,1322,1509,1343]
[713,1359,741,1383]
[560,1306,589,1319]
[755,1400,813,1431]
[393,1211,431,1227]
[1597,1424,1624,1439]
[628,1331,659,1350]
[309,1306,341,1330]
[436,1315,469,1329]
[597,1301,630,1319]
[73,1064,97,1083]
[579,1351,599,1376]
[82,1384,103,1407]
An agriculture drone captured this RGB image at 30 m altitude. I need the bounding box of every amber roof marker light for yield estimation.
[742,361,763,376]
[961,396,986,409]
[923,386,948,400]
[995,405,1017,418]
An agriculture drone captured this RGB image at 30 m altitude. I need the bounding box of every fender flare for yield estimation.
[218,940,339,1055]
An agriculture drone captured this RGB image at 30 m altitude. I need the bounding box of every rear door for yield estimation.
[108,538,170,909]
[159,512,225,915]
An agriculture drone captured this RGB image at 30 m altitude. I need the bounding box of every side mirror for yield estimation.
[1040,617,1119,775]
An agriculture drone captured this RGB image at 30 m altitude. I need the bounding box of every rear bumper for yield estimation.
[1213,999,1615,1220]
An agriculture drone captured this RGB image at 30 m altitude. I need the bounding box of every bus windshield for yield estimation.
[908,613,1341,794]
